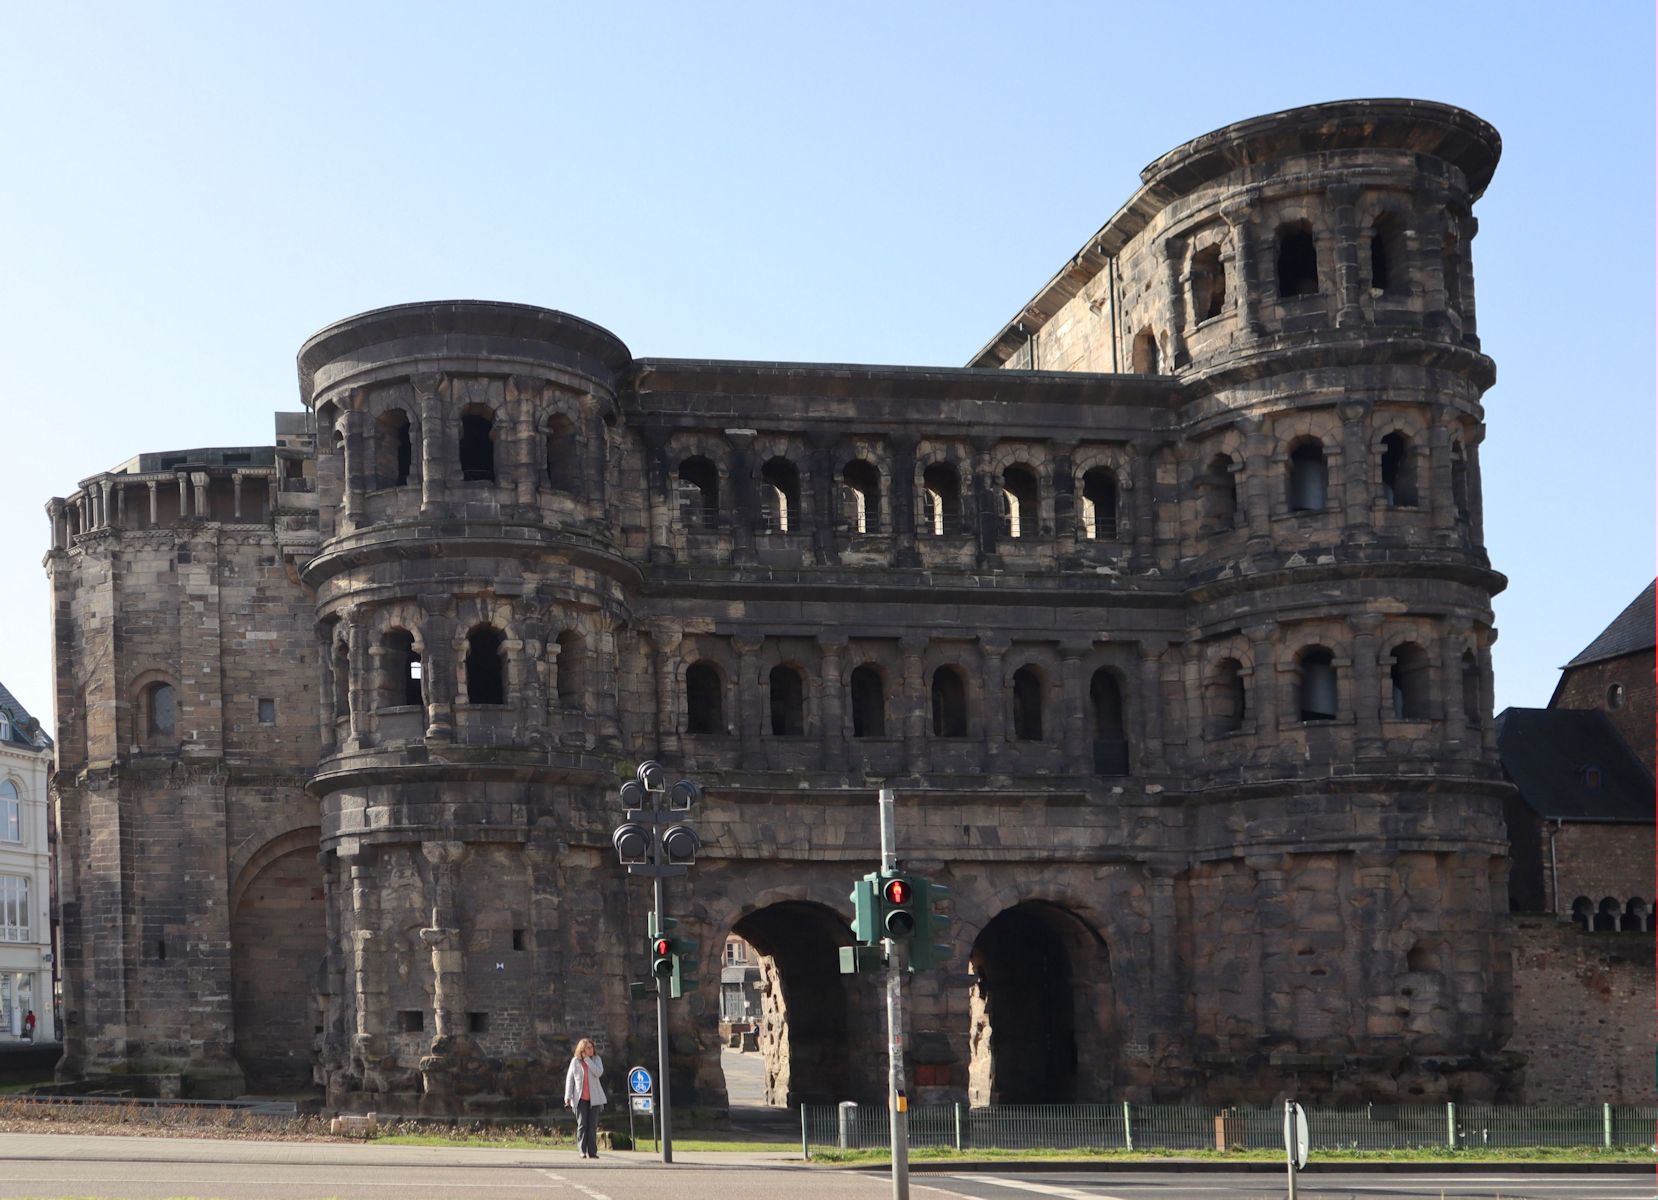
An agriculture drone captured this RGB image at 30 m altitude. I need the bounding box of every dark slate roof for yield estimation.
[1497,707,1653,822]
[1564,579,1656,669]
[0,679,51,750]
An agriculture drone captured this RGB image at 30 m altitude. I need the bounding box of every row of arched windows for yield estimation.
[1572,896,1655,934]
[682,660,1133,773]
[674,430,1470,543]
[348,406,580,492]
[326,624,587,717]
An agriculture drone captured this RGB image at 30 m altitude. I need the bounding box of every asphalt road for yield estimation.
[0,1134,1649,1200]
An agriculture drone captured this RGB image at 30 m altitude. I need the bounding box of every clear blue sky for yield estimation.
[2,2,1652,728]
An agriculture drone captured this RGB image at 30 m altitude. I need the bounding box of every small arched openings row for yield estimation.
[1574,897,1656,933]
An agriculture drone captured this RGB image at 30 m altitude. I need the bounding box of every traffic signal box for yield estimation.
[840,869,952,974]
[648,913,700,998]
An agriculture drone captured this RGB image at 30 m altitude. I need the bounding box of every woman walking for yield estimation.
[563,1037,606,1159]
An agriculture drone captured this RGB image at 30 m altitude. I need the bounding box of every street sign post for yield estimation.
[1284,1099,1309,1197]
[626,1064,655,1152]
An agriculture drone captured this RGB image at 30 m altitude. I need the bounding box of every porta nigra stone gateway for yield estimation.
[46,100,1517,1113]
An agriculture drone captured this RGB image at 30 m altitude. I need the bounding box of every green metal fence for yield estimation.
[800,1102,1658,1157]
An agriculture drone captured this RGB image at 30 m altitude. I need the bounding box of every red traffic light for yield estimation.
[883,879,911,905]
[653,937,671,957]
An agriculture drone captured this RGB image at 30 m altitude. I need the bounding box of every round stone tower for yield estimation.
[297,303,638,1112]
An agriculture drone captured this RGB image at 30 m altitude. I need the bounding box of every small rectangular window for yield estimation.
[511,929,526,951]
[257,698,276,724]
[398,1010,424,1033]
[468,1011,490,1034]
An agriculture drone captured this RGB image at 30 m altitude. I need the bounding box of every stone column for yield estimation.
[501,633,527,740]
[978,635,1008,768]
[1246,623,1278,740]
[1329,183,1363,326]
[191,471,209,520]
[1129,449,1154,565]
[421,841,470,1049]
[810,433,839,565]
[1459,214,1481,347]
[1059,642,1089,772]
[900,633,928,775]
[1161,238,1188,367]
[727,429,757,564]
[890,433,920,568]
[1478,637,1499,760]
[317,622,339,753]
[971,437,997,564]
[1467,433,1487,548]
[1441,624,1469,752]
[819,635,846,769]
[46,498,65,551]
[420,598,455,742]
[647,622,683,753]
[581,394,605,506]
[114,482,127,529]
[1240,418,1272,549]
[734,634,763,764]
[1139,641,1166,771]
[414,373,446,518]
[1222,198,1264,335]
[366,642,386,743]
[1417,189,1453,334]
[1180,646,1204,760]
[345,612,370,749]
[146,481,159,526]
[639,425,673,563]
[1050,442,1077,543]
[344,847,384,1049]
[338,409,366,531]
[1147,864,1182,1046]
[1338,399,1372,544]
[510,376,542,509]
[1428,423,1456,545]
[1352,614,1384,758]
[1249,854,1294,1039]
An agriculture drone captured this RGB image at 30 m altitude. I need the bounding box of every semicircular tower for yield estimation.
[298,302,636,1112]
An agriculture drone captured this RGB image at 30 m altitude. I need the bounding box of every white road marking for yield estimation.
[540,1167,615,1200]
[943,1175,1131,1200]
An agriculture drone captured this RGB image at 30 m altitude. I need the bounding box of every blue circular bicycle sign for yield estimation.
[628,1065,653,1095]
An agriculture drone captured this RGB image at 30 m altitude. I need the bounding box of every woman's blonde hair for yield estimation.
[574,1037,596,1058]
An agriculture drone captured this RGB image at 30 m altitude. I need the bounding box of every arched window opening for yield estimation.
[931,666,968,737]
[555,631,585,709]
[842,460,881,534]
[1461,650,1481,726]
[1131,328,1159,374]
[1089,669,1129,775]
[1450,440,1471,528]
[1405,940,1441,973]
[1276,221,1319,298]
[1594,897,1619,933]
[1080,468,1118,540]
[145,681,177,745]
[768,665,805,736]
[1570,896,1593,931]
[375,409,412,489]
[1001,466,1040,539]
[1011,666,1043,742]
[1287,438,1328,512]
[1371,213,1407,296]
[922,463,962,536]
[1191,245,1226,321]
[1390,642,1430,720]
[380,629,422,709]
[678,457,720,529]
[685,662,724,735]
[850,665,886,737]
[1200,453,1238,532]
[0,780,17,844]
[1205,658,1246,736]
[546,414,579,492]
[464,625,506,705]
[459,406,496,482]
[760,458,800,533]
[1380,432,1418,508]
[1622,899,1647,933]
[1298,647,1338,722]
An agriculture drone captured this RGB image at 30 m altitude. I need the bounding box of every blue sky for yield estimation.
[1,1,1652,726]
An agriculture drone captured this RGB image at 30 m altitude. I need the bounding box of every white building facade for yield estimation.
[0,683,53,1042]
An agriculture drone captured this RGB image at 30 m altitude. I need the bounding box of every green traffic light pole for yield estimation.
[652,817,674,1165]
[877,786,910,1200]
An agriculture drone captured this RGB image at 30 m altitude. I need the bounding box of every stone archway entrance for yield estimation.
[727,900,881,1107]
[968,901,1113,1105]
[230,831,325,1091]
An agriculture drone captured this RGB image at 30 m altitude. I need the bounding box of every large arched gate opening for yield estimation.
[967,900,1114,1105]
[230,831,326,1091]
[725,900,881,1107]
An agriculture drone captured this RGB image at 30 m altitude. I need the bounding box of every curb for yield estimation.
[843,1158,1652,1175]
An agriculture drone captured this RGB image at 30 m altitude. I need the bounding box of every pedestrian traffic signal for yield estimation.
[879,872,917,940]
[651,935,675,979]
[848,872,880,944]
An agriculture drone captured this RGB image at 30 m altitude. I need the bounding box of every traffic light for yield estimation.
[619,780,647,811]
[910,879,952,972]
[848,872,880,944]
[651,934,675,979]
[661,823,700,865]
[879,872,917,940]
[612,822,650,865]
[668,779,701,811]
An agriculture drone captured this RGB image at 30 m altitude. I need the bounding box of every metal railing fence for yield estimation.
[800,1101,1658,1157]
